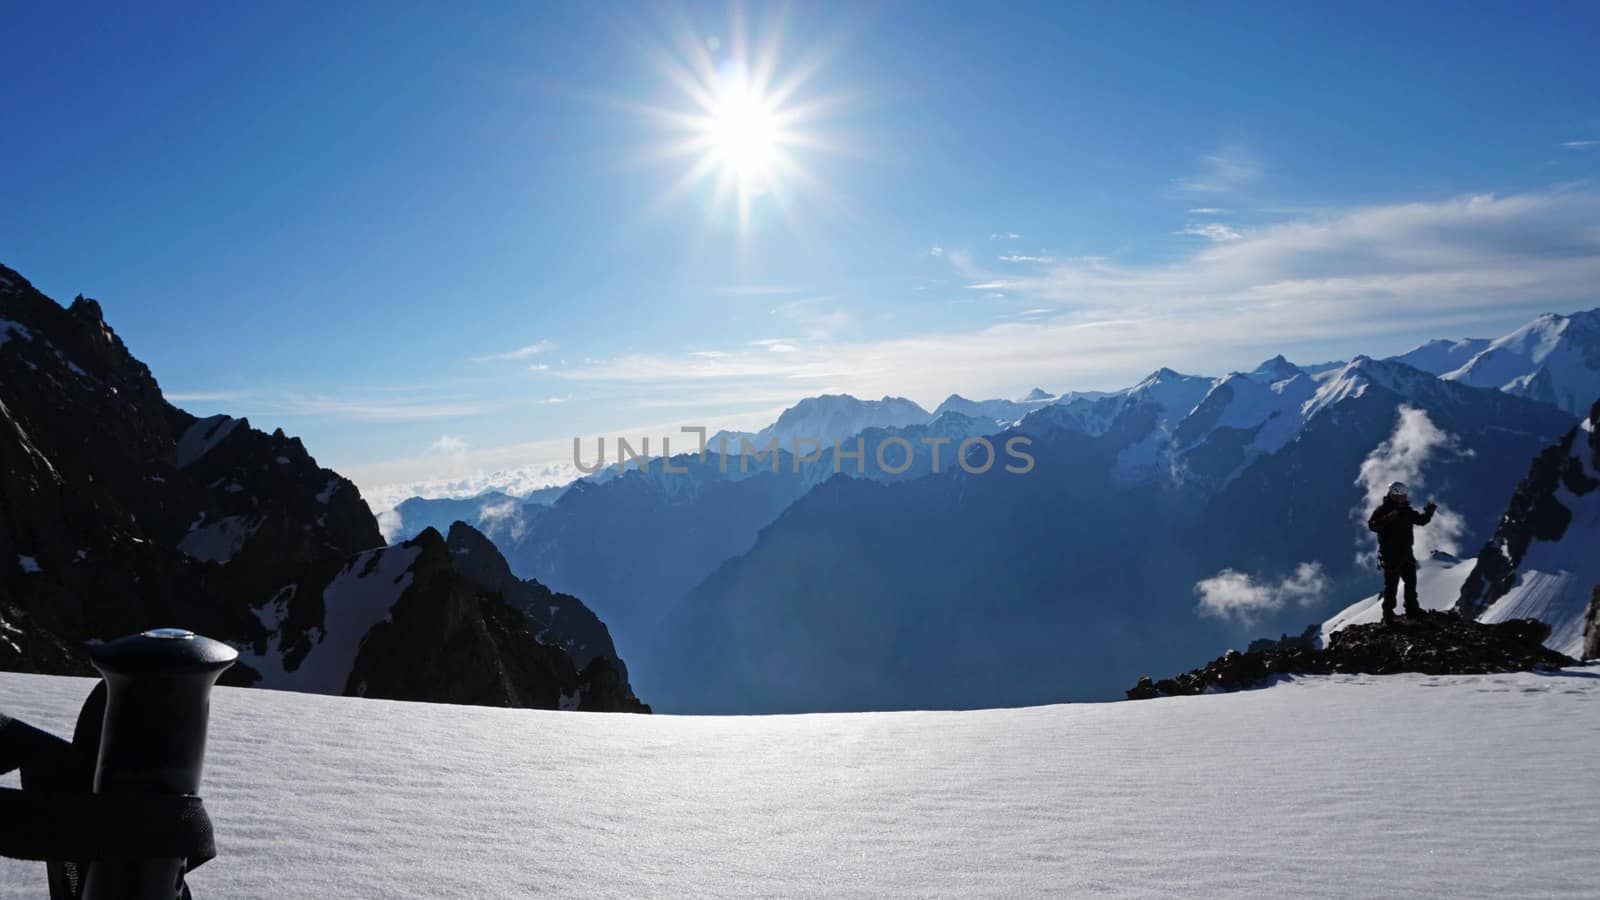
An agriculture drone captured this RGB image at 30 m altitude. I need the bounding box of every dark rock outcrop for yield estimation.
[1128,612,1576,699]
[347,527,648,712]
[0,262,645,712]
[1457,399,1600,620]
[443,521,627,676]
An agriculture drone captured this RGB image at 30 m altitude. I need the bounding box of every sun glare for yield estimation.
[705,76,780,178]
[636,10,845,236]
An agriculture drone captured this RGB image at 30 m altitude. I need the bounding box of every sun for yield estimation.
[704,73,780,179]
[636,12,846,236]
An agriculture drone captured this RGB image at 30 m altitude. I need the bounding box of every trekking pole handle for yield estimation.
[81,629,237,900]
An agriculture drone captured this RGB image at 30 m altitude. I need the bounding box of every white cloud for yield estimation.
[990,232,1022,240]
[476,498,529,542]
[1188,208,1230,214]
[552,189,1600,410]
[429,435,469,455]
[1175,223,1243,242]
[274,394,486,422]
[929,246,945,257]
[1353,405,1471,564]
[1195,562,1330,624]
[999,254,1057,263]
[1177,145,1261,193]
[772,296,853,340]
[472,340,554,363]
[166,391,245,404]
[714,285,805,297]
[528,363,550,372]
[1560,140,1599,149]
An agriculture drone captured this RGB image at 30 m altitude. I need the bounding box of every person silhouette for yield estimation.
[1366,482,1437,624]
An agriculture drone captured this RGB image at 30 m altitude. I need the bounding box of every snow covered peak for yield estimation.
[1301,356,1391,419]
[932,390,1055,427]
[1125,368,1214,416]
[716,394,934,454]
[1130,367,1186,390]
[1246,355,1303,385]
[1435,307,1600,415]
[1390,337,1493,376]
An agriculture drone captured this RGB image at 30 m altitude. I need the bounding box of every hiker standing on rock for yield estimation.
[1367,481,1437,624]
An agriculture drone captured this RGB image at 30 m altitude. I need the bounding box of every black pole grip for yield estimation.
[80,628,237,900]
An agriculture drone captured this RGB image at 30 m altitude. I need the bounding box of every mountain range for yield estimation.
[6,255,1599,715]
[393,308,1600,712]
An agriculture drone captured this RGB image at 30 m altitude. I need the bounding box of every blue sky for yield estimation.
[4,1,1599,501]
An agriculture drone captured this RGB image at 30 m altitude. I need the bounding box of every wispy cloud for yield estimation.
[528,363,550,371]
[751,338,799,353]
[714,285,805,297]
[429,435,469,455]
[999,254,1057,263]
[554,189,1600,406]
[772,296,853,340]
[166,391,245,404]
[471,340,554,363]
[1561,140,1599,149]
[989,232,1022,240]
[1177,145,1261,193]
[275,394,488,421]
[1188,207,1230,214]
[1175,223,1243,242]
[929,245,945,257]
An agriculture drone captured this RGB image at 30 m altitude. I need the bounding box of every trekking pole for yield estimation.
[80,628,237,900]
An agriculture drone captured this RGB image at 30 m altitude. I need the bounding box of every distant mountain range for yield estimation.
[391,307,1599,712]
[7,254,1597,715]
[0,263,646,712]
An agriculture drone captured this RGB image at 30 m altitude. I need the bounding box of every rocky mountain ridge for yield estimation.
[0,262,644,712]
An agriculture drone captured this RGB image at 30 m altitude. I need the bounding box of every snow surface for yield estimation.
[1474,440,1600,658]
[0,319,32,350]
[1439,311,1600,416]
[176,515,259,564]
[175,415,242,467]
[241,544,421,694]
[1391,337,1493,376]
[5,668,1599,898]
[710,395,933,459]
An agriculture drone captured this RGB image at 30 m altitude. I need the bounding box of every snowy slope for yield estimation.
[1472,416,1600,658]
[931,390,1054,427]
[1442,310,1600,415]
[1386,309,1600,416]
[4,669,1599,898]
[710,394,932,454]
[243,544,422,693]
[1391,338,1493,375]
